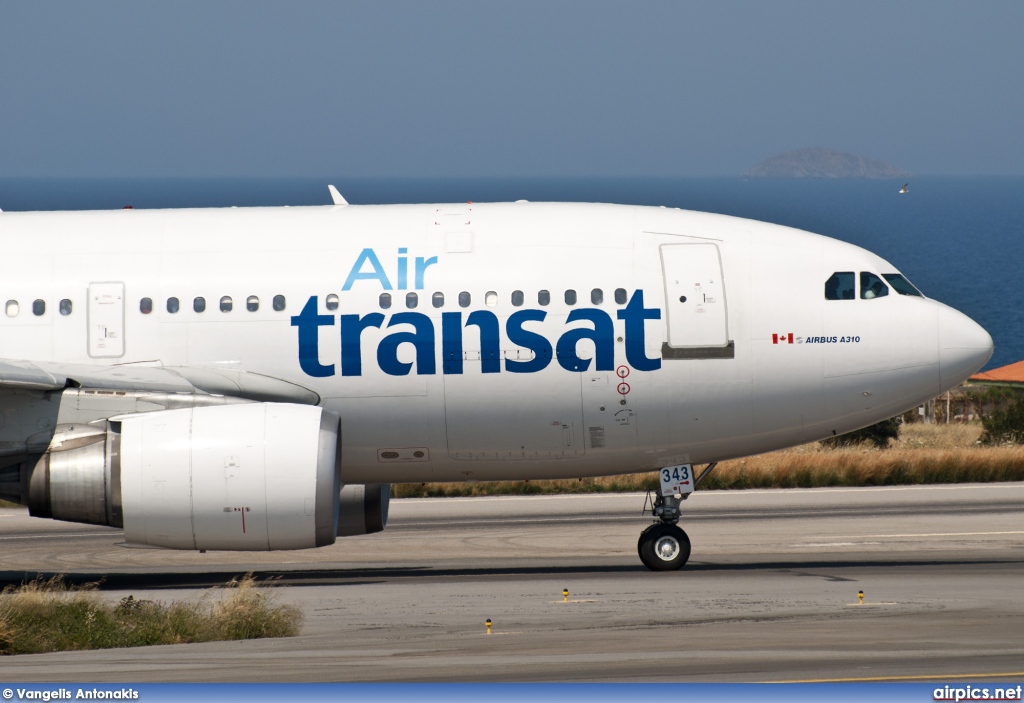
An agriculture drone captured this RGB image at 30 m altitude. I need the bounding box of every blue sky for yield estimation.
[1,1,1021,178]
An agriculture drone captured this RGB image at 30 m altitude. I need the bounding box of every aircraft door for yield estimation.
[660,243,729,349]
[87,282,125,358]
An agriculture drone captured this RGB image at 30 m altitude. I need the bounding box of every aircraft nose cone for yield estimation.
[938,304,994,391]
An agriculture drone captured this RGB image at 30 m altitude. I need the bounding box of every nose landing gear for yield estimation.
[638,462,717,571]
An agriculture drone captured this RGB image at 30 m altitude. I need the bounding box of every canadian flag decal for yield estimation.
[773,333,794,344]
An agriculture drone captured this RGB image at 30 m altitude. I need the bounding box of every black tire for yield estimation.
[638,523,691,571]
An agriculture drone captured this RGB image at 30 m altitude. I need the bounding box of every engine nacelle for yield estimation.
[119,403,342,550]
[24,403,345,550]
[338,483,390,536]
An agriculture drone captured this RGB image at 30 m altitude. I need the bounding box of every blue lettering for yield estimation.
[397,247,408,290]
[617,290,662,371]
[441,312,464,374]
[291,297,335,378]
[415,256,438,289]
[340,312,384,376]
[505,310,551,373]
[342,249,393,291]
[467,310,502,373]
[556,309,614,372]
[296,288,668,379]
[378,312,436,376]
[442,313,501,376]
[442,311,502,374]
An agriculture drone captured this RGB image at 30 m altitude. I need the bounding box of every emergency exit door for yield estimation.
[660,243,729,349]
[88,282,125,358]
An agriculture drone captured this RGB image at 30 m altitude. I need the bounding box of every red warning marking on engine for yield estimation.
[225,506,252,533]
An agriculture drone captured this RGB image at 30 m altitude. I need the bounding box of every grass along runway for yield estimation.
[394,422,1024,497]
[0,574,299,655]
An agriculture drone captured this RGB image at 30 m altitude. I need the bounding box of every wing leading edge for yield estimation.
[0,359,320,405]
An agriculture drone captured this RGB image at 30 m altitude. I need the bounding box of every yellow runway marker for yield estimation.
[849,589,900,607]
[485,618,491,635]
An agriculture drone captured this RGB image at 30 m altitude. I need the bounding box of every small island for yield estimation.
[742,147,910,179]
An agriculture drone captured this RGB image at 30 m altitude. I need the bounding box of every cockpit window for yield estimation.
[860,272,889,299]
[883,273,923,297]
[824,272,855,300]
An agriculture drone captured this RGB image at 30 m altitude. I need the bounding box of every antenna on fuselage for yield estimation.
[328,184,348,206]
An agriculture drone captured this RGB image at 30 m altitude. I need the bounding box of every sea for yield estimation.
[1,175,1020,371]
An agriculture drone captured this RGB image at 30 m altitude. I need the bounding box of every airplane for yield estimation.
[0,189,993,570]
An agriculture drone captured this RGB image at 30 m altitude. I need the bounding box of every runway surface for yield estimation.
[1,483,1023,682]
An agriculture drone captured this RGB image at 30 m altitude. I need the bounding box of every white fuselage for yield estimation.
[0,202,993,483]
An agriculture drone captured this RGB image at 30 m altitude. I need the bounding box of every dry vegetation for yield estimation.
[393,422,1024,498]
[0,574,301,655]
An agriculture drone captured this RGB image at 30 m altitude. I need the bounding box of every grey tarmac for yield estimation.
[1,482,1023,683]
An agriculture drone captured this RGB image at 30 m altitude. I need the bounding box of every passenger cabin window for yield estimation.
[247,295,260,312]
[139,297,153,315]
[824,272,855,300]
[614,288,627,305]
[485,291,498,308]
[379,293,392,309]
[32,299,45,316]
[591,288,603,305]
[5,300,17,317]
[860,272,889,300]
[166,297,180,314]
[511,290,524,307]
[538,290,550,306]
[432,292,444,308]
[220,296,233,312]
[458,291,471,308]
[325,294,338,311]
[564,289,577,305]
[59,299,72,316]
[406,292,418,309]
[883,273,923,297]
[194,297,206,313]
[272,295,286,311]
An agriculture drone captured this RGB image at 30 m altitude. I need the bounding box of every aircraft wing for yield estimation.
[0,358,320,404]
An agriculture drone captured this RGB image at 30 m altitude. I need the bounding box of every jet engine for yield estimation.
[14,402,389,550]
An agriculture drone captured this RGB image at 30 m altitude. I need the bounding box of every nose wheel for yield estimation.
[637,462,718,571]
[638,523,691,571]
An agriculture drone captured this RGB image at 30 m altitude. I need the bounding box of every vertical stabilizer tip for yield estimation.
[328,185,348,206]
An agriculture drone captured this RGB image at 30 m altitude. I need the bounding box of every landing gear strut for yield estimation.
[637,462,717,571]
